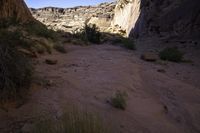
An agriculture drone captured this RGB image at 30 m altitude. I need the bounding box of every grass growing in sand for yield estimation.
[111,90,127,110]
[32,107,110,133]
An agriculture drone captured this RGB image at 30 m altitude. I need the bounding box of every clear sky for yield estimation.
[25,0,115,8]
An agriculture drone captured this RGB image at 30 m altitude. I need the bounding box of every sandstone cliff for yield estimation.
[0,0,34,22]
[111,0,141,37]
[30,2,116,33]
[112,0,200,39]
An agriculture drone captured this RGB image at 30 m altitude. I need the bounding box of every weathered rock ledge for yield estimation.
[30,2,116,33]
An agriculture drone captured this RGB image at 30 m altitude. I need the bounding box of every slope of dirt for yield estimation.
[0,43,199,133]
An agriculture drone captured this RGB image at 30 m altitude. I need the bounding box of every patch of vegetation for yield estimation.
[24,22,57,41]
[159,47,184,62]
[32,108,110,133]
[111,37,123,44]
[111,90,127,110]
[112,37,136,50]
[74,24,101,44]
[0,30,33,101]
[33,43,46,54]
[53,44,67,53]
[122,38,135,50]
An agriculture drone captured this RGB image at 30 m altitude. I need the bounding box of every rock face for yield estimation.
[0,0,33,22]
[112,0,141,36]
[30,2,116,33]
[112,0,200,39]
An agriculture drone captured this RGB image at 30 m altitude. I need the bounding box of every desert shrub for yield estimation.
[111,91,127,110]
[0,31,33,101]
[159,47,183,62]
[53,44,67,53]
[111,36,135,50]
[33,44,46,54]
[74,24,101,44]
[122,38,135,50]
[24,22,57,41]
[32,108,110,133]
[111,37,123,44]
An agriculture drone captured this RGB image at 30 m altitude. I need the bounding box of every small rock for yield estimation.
[45,59,58,65]
[163,105,168,114]
[46,80,53,86]
[157,69,166,73]
[106,99,110,103]
[141,52,159,62]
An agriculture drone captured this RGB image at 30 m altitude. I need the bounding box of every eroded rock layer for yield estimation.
[30,2,116,33]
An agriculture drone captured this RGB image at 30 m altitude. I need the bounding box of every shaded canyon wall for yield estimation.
[112,0,200,39]
[0,0,34,22]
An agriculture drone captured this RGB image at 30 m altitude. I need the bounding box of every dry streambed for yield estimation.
[0,44,200,133]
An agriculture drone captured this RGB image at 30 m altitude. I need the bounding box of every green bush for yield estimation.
[74,24,101,44]
[111,37,135,50]
[111,38,123,44]
[111,91,127,110]
[0,32,33,101]
[32,108,110,133]
[159,47,183,62]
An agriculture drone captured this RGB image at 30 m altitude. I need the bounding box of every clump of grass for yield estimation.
[24,22,57,41]
[122,38,135,50]
[159,47,183,62]
[0,30,33,101]
[73,24,101,44]
[32,108,110,133]
[111,38,123,44]
[33,44,46,54]
[111,36,135,50]
[53,44,67,53]
[111,90,127,110]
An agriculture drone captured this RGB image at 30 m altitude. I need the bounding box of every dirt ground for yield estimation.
[0,38,200,133]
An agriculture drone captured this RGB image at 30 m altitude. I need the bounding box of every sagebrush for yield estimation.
[159,47,183,62]
[111,90,127,110]
[73,24,101,44]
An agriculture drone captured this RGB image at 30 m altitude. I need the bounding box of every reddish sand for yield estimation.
[0,42,200,133]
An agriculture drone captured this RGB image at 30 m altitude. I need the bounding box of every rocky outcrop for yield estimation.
[111,0,141,36]
[30,2,116,33]
[112,0,200,39]
[0,0,34,22]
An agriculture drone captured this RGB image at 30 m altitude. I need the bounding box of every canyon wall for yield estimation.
[0,0,33,22]
[112,0,200,39]
[111,0,141,37]
[30,3,116,33]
